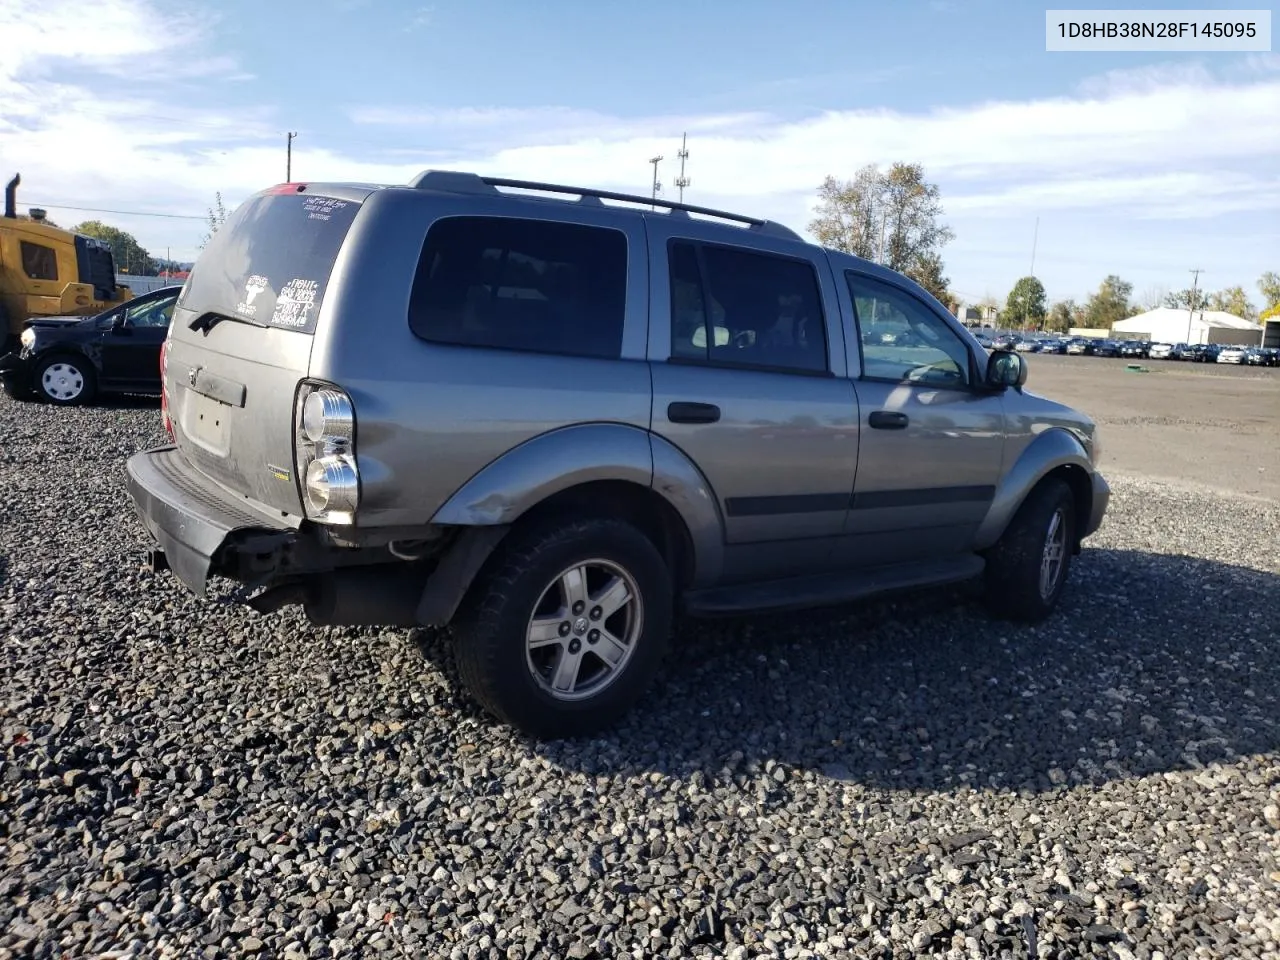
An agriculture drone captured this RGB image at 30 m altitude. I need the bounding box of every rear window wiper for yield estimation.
[188,313,224,334]
[189,312,267,335]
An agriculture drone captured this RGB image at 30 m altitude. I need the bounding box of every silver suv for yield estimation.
[126,172,1109,737]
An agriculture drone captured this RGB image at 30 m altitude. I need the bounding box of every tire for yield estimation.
[983,478,1076,623]
[452,517,673,739]
[1,377,33,402]
[34,354,97,406]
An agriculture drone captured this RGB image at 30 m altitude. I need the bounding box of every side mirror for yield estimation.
[986,350,1028,390]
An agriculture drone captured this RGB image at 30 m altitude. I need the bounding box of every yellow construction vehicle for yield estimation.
[1,173,133,350]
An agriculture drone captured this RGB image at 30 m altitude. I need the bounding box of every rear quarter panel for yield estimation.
[308,188,654,528]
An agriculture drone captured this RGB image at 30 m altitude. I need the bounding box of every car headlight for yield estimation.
[19,328,35,348]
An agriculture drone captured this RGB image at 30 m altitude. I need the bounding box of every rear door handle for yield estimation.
[868,410,909,430]
[668,401,721,424]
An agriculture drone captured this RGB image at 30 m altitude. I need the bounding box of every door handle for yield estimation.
[668,401,721,424]
[868,410,909,430]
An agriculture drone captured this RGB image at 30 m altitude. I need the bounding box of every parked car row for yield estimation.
[982,333,1279,366]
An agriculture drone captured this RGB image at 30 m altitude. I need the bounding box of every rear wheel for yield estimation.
[983,478,1076,622]
[34,354,97,406]
[452,517,673,739]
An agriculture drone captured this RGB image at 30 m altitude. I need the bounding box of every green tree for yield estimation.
[905,253,956,311]
[1257,271,1280,310]
[1045,299,1077,334]
[1165,287,1209,311]
[199,191,228,250]
[976,294,1001,323]
[809,162,955,305]
[1084,275,1133,329]
[1260,303,1280,322]
[809,167,883,260]
[70,220,155,275]
[1004,276,1047,328]
[1205,286,1256,320]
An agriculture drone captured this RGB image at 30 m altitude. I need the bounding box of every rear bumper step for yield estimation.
[126,445,300,597]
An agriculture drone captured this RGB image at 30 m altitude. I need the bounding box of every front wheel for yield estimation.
[452,517,673,739]
[983,478,1076,622]
[34,354,97,406]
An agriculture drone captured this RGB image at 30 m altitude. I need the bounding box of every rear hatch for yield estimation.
[164,185,370,516]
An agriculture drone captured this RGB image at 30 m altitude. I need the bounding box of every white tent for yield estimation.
[1113,307,1263,346]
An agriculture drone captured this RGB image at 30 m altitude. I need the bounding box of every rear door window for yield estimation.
[178,192,362,334]
[668,240,828,374]
[408,216,627,360]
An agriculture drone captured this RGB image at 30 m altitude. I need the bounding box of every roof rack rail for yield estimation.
[407,169,802,242]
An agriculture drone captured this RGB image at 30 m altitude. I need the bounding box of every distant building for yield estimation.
[1112,307,1263,346]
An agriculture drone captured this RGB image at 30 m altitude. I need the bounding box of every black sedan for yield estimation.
[0,286,180,405]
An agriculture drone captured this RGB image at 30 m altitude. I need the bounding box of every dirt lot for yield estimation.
[1025,354,1280,501]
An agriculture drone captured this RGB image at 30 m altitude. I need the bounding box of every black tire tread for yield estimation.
[983,478,1075,623]
[452,516,671,739]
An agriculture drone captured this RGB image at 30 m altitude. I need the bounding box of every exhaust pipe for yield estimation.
[303,565,428,627]
[3,173,18,219]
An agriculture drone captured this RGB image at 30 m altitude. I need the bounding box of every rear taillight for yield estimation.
[294,382,358,524]
[159,338,174,441]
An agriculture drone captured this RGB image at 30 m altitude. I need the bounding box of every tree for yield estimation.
[976,294,1001,323]
[1084,275,1133,329]
[1165,287,1209,311]
[809,162,956,305]
[1257,271,1280,310]
[1004,276,1047,329]
[199,192,228,250]
[1138,285,1168,311]
[879,163,955,276]
[809,167,883,260]
[1261,303,1280,322]
[1205,286,1257,320]
[1045,299,1077,334]
[70,220,155,275]
[905,253,957,311]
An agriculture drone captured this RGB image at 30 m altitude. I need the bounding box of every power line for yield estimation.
[26,201,206,221]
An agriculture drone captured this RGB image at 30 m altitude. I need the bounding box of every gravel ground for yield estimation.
[2,392,1279,960]
[1023,355,1280,501]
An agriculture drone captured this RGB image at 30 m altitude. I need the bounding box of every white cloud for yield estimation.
[404,4,432,31]
[0,0,1276,294]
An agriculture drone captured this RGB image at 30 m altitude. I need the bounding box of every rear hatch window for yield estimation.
[165,187,366,516]
[178,189,361,334]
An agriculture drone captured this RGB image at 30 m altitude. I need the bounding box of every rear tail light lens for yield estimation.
[294,383,359,524]
[159,338,174,441]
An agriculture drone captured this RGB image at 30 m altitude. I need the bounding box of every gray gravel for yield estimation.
[2,392,1279,960]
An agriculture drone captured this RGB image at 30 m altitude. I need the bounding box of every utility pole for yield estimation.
[649,155,663,209]
[877,211,888,265]
[1030,216,1040,276]
[673,133,690,204]
[1187,268,1203,344]
[286,131,297,183]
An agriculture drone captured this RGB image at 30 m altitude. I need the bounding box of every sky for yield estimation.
[0,0,1277,310]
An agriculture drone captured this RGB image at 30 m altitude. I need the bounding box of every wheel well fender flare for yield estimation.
[428,422,726,586]
[973,428,1095,551]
